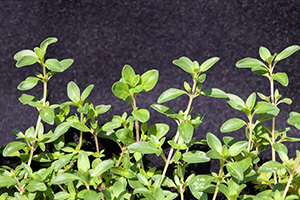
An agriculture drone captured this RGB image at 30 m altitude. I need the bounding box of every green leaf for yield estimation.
[236,57,266,68]
[78,151,90,172]
[54,192,70,200]
[201,88,227,98]
[148,123,169,139]
[206,132,222,154]
[0,176,17,187]
[90,160,114,177]
[81,84,94,101]
[52,122,71,141]
[226,93,246,111]
[157,88,187,103]
[228,141,248,157]
[67,81,81,103]
[259,46,272,61]
[60,59,74,71]
[17,77,40,91]
[140,69,159,92]
[137,173,150,186]
[71,122,91,132]
[84,190,101,200]
[246,92,256,110]
[200,57,220,72]
[40,107,55,125]
[275,45,300,62]
[220,118,246,133]
[278,98,292,105]
[287,111,300,129]
[116,128,134,146]
[122,65,136,85]
[40,37,58,52]
[273,143,289,163]
[226,162,244,180]
[254,102,279,115]
[173,56,193,74]
[14,49,36,61]
[102,121,121,131]
[16,55,39,68]
[51,173,81,185]
[132,109,150,123]
[34,47,45,59]
[258,161,285,173]
[112,81,130,100]
[3,141,27,157]
[197,74,206,83]
[273,72,288,87]
[178,123,194,143]
[27,181,47,192]
[127,141,159,154]
[182,150,210,163]
[251,66,269,76]
[45,59,64,72]
[129,85,144,94]
[55,154,73,171]
[151,104,175,115]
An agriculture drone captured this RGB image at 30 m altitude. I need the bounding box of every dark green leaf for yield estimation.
[40,107,55,125]
[206,132,222,154]
[67,81,81,103]
[140,69,159,92]
[220,118,246,133]
[201,88,227,98]
[273,72,288,86]
[182,151,210,163]
[178,123,194,143]
[157,88,187,103]
[173,57,193,74]
[17,77,40,91]
[251,66,269,76]
[132,109,150,123]
[91,160,114,177]
[275,45,300,62]
[112,81,130,100]
[199,57,220,72]
[236,58,266,68]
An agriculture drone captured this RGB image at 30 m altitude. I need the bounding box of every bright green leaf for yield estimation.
[40,107,55,125]
[259,46,272,61]
[122,65,136,86]
[3,141,27,157]
[228,141,248,157]
[127,141,158,154]
[27,181,47,192]
[246,92,256,110]
[236,57,266,68]
[173,56,193,74]
[45,59,64,72]
[67,81,81,103]
[157,88,187,103]
[17,77,40,91]
[148,123,169,139]
[226,93,246,111]
[273,143,289,163]
[112,81,130,101]
[71,122,91,133]
[287,111,300,129]
[51,173,81,185]
[182,151,210,163]
[199,57,220,72]
[59,59,74,72]
[78,151,90,172]
[116,128,134,146]
[40,37,58,52]
[201,88,227,98]
[206,132,222,154]
[90,160,114,177]
[0,176,17,187]
[81,84,94,101]
[132,109,150,123]
[273,72,288,87]
[220,118,246,133]
[16,55,39,68]
[275,45,300,62]
[226,162,244,180]
[178,123,194,143]
[258,161,285,173]
[140,69,159,92]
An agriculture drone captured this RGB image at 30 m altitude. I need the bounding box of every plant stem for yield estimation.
[160,79,197,186]
[116,146,126,167]
[247,117,253,152]
[76,113,84,151]
[212,160,224,200]
[132,95,140,142]
[93,129,100,155]
[269,77,277,183]
[180,184,184,200]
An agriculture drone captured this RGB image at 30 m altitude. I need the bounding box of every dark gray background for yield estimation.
[1,0,300,158]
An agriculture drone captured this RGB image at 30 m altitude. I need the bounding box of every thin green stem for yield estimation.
[93,130,100,155]
[132,95,140,142]
[283,174,293,198]
[116,146,126,167]
[76,113,84,151]
[247,117,253,152]
[212,160,224,200]
[180,184,184,200]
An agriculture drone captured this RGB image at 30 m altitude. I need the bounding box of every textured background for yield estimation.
[1,0,300,159]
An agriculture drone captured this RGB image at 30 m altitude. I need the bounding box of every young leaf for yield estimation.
[236,57,266,68]
[173,56,193,74]
[182,151,210,163]
[127,141,158,154]
[184,81,191,93]
[259,46,272,61]
[132,109,150,123]
[199,57,220,72]
[287,111,300,129]
[17,77,40,91]
[40,107,55,125]
[91,160,114,177]
[178,123,194,143]
[275,45,300,62]
[200,88,227,98]
[67,81,81,103]
[246,92,256,110]
[15,55,39,68]
[51,121,71,141]
[273,72,288,87]
[226,93,246,111]
[45,59,64,72]
[157,88,187,103]
[40,37,58,52]
[220,118,246,133]
[206,132,222,154]
[140,69,159,92]
[59,59,74,71]
[122,65,136,86]
[112,81,130,101]
[3,142,27,157]
[81,84,94,101]
[51,173,81,185]
[196,74,206,83]
[78,151,90,172]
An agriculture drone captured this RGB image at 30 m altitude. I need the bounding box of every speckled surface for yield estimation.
[0,0,300,158]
